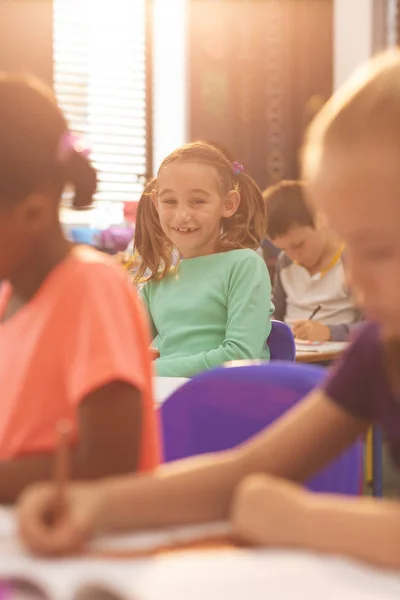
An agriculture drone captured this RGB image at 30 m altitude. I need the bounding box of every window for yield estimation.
[54,0,148,203]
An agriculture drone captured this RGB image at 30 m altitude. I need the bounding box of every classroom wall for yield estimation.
[0,0,53,86]
[188,0,333,192]
[151,0,189,172]
[2,0,387,194]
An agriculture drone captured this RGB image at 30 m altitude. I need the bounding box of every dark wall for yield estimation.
[0,0,53,86]
[188,0,333,191]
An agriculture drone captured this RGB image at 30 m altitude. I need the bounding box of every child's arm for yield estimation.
[18,389,368,554]
[0,381,142,503]
[328,312,364,341]
[293,319,363,342]
[231,474,400,570]
[155,253,273,377]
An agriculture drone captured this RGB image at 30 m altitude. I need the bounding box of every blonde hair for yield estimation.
[133,141,267,283]
[303,49,400,181]
[302,49,400,392]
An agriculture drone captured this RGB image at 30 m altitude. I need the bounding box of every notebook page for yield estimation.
[0,555,146,600]
[295,340,349,354]
[89,521,231,555]
[3,549,400,600]
[130,550,400,600]
[2,510,400,600]
[0,507,16,538]
[0,509,144,600]
[0,511,231,600]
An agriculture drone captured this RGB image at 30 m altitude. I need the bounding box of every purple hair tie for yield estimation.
[232,161,244,176]
[56,132,91,163]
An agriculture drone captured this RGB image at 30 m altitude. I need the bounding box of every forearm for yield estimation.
[303,494,400,569]
[97,395,366,533]
[0,440,133,504]
[0,450,87,504]
[99,448,247,531]
[0,453,55,503]
[155,353,223,378]
[156,343,258,378]
[329,318,364,342]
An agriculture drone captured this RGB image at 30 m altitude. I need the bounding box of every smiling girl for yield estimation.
[134,142,274,378]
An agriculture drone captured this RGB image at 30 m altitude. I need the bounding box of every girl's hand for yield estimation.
[17,482,107,556]
[292,321,331,342]
[231,474,311,548]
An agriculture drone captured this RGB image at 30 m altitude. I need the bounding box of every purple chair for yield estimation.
[160,362,363,495]
[267,320,296,361]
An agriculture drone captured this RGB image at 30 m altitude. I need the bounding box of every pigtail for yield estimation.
[64,150,97,208]
[220,171,267,252]
[133,178,174,284]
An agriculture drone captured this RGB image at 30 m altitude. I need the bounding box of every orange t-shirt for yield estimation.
[0,246,160,470]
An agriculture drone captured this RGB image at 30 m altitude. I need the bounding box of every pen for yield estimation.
[309,305,322,320]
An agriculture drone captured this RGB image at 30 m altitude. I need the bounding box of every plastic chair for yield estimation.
[267,320,296,361]
[160,362,363,495]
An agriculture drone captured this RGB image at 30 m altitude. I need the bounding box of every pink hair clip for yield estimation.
[232,161,244,176]
[56,132,91,163]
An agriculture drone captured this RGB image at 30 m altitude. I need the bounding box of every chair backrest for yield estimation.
[160,362,363,495]
[267,320,296,361]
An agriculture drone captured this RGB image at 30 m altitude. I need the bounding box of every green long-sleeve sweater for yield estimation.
[141,249,274,377]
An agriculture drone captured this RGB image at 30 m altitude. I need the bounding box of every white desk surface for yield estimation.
[153,377,189,405]
[1,508,400,600]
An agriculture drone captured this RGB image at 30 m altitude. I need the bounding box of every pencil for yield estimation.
[309,305,322,320]
[53,419,71,523]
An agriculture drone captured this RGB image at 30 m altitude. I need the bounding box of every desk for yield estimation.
[154,377,188,405]
[1,510,400,600]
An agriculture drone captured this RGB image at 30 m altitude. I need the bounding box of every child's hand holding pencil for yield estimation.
[292,306,331,342]
[18,479,106,556]
[18,420,107,556]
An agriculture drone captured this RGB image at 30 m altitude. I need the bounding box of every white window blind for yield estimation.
[53,0,148,203]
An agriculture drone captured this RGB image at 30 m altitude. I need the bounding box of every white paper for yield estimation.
[2,511,400,600]
[295,340,349,354]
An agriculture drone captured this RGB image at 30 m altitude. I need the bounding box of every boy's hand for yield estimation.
[231,474,310,548]
[292,321,331,342]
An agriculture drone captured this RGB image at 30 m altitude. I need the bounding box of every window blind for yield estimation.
[53,0,148,203]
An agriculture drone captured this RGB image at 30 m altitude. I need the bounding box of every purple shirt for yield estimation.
[324,321,400,468]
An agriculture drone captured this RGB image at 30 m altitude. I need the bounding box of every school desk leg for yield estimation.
[365,428,373,489]
[372,426,383,497]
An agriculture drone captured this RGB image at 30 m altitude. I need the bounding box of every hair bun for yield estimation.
[64,150,97,208]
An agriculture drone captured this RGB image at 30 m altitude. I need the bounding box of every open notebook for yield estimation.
[2,508,400,600]
[295,340,349,354]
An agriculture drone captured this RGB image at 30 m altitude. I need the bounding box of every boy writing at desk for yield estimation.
[264,180,361,342]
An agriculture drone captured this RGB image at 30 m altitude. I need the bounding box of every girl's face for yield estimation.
[311,145,400,338]
[154,160,240,259]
